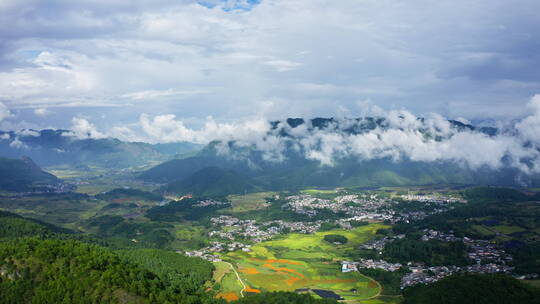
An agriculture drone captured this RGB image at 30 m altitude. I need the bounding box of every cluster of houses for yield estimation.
[283,193,458,225]
[284,194,396,218]
[400,262,515,289]
[357,258,402,272]
[401,265,461,288]
[183,241,253,262]
[208,216,323,243]
[194,199,230,208]
[398,229,516,288]
[400,193,467,204]
[14,182,76,196]
[360,234,406,253]
[284,193,403,221]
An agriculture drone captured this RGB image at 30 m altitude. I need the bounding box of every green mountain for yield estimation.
[141,154,531,195]
[163,166,259,197]
[139,117,539,193]
[0,129,201,168]
[0,156,60,192]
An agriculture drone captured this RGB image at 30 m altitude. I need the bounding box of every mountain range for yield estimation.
[0,129,201,168]
[140,117,540,196]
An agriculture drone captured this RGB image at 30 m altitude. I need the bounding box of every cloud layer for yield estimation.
[0,0,539,129]
[52,94,540,175]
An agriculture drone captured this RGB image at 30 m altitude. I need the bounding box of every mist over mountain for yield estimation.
[0,129,201,168]
[140,112,540,194]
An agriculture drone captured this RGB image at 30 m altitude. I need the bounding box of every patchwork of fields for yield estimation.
[214,224,392,303]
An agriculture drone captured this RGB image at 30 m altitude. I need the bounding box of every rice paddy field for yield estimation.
[214,223,393,303]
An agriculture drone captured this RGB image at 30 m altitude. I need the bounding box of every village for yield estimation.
[355,228,517,288]
[181,191,523,291]
[283,193,460,224]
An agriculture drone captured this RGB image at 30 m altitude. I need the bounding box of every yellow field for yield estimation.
[215,224,389,303]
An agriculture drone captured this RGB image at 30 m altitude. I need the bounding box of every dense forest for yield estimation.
[85,215,175,248]
[0,238,223,304]
[323,234,348,244]
[146,198,230,222]
[403,274,540,304]
[383,236,469,266]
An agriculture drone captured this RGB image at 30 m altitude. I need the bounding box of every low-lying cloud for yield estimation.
[61,94,540,175]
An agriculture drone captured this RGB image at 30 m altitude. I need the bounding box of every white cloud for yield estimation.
[120,88,207,100]
[16,129,40,137]
[55,93,540,174]
[516,94,540,146]
[0,102,12,121]
[140,114,197,143]
[69,117,106,139]
[34,108,52,117]
[9,137,28,149]
[0,0,537,122]
[262,60,302,72]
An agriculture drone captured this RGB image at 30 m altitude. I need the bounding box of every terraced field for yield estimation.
[215,224,390,303]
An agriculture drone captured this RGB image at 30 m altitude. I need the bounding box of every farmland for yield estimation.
[214,224,390,303]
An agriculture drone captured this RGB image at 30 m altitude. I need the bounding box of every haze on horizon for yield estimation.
[0,0,539,143]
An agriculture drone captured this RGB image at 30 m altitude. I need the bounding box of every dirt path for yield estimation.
[224,262,247,297]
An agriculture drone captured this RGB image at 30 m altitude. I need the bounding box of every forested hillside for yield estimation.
[403,274,540,304]
[0,238,222,304]
[0,206,341,304]
[0,157,59,191]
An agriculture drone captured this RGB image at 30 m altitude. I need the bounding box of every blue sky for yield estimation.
[0,0,539,140]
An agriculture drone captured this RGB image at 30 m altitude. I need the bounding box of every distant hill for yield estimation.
[0,129,201,168]
[0,156,60,191]
[163,166,259,197]
[140,156,230,183]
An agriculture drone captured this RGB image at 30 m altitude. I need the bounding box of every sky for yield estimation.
[1,0,540,142]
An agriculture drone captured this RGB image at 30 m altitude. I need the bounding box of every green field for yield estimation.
[471,224,496,237]
[213,262,244,301]
[216,224,388,303]
[300,188,340,195]
[492,225,526,234]
[226,192,275,213]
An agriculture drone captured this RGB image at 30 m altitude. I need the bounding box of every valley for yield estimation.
[1,124,540,303]
[2,158,539,303]
[2,2,540,302]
